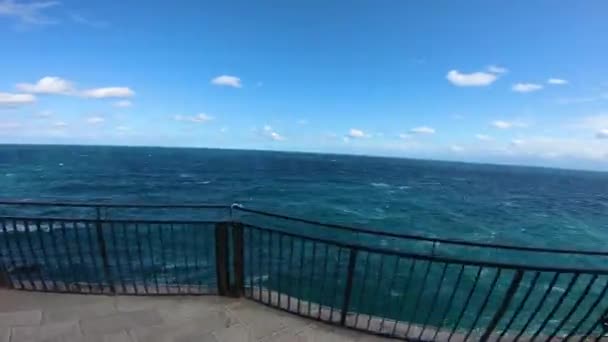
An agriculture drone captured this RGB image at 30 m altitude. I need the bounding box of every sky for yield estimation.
[1,1,608,170]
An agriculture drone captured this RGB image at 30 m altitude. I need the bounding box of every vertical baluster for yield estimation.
[433,264,465,341]
[464,268,503,341]
[0,220,19,289]
[513,272,560,340]
[565,277,608,340]
[447,266,483,341]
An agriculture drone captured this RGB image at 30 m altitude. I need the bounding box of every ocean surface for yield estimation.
[2,145,608,336]
[1,144,607,251]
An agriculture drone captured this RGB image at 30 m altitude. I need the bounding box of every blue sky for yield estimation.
[1,1,608,170]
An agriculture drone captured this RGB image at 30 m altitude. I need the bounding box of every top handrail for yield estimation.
[1,199,607,257]
[232,205,608,257]
[0,200,230,209]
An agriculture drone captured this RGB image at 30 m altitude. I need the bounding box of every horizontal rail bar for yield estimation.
[234,206,608,257]
[0,216,225,225]
[241,223,608,274]
[0,200,230,209]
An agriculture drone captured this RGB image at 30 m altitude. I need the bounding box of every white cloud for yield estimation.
[399,133,411,140]
[113,100,132,108]
[504,136,608,161]
[512,83,543,93]
[410,126,435,134]
[596,129,608,139]
[0,92,36,106]
[174,113,214,123]
[211,75,242,88]
[348,128,366,138]
[86,116,104,124]
[81,87,134,98]
[492,120,527,129]
[450,145,464,152]
[16,76,74,94]
[487,65,508,74]
[576,114,608,130]
[548,78,568,85]
[446,70,498,87]
[511,139,525,146]
[475,134,493,141]
[0,0,59,25]
[262,125,285,141]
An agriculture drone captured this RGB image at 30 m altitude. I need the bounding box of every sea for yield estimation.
[1,144,607,250]
[1,144,608,336]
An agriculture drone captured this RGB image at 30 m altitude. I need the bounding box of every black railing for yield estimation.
[1,200,608,341]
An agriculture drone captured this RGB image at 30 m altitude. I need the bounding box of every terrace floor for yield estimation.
[0,289,391,342]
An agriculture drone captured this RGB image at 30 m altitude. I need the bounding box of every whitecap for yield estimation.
[58,163,64,166]
[390,290,401,297]
[398,186,410,190]
[371,182,390,188]
[5,173,14,177]
[196,180,212,185]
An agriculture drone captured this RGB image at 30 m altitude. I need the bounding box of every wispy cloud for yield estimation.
[68,12,108,28]
[0,0,60,25]
[596,129,608,139]
[113,100,132,108]
[492,120,527,129]
[348,128,367,138]
[16,76,74,94]
[16,76,135,99]
[409,126,435,134]
[446,70,498,87]
[475,134,493,141]
[262,125,285,141]
[487,65,508,74]
[512,83,543,93]
[81,87,134,98]
[548,78,568,85]
[174,113,214,123]
[0,92,36,106]
[211,75,242,88]
[86,116,104,124]
[450,145,464,152]
[52,121,67,128]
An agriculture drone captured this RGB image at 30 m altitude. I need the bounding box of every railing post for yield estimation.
[231,222,245,297]
[479,269,524,341]
[215,222,230,296]
[340,248,358,326]
[0,264,10,288]
[95,207,115,294]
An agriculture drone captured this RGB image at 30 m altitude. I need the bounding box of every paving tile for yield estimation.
[83,331,135,342]
[10,321,81,342]
[80,309,163,335]
[43,300,116,324]
[0,309,42,327]
[0,328,9,342]
[212,324,255,342]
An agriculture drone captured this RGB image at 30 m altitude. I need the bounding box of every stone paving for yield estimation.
[0,289,392,342]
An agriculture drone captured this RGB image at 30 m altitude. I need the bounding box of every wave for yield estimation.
[370,182,390,188]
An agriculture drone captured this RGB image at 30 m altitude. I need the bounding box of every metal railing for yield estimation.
[1,200,607,341]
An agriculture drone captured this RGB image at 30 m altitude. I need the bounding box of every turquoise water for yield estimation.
[1,144,608,337]
[1,144,608,250]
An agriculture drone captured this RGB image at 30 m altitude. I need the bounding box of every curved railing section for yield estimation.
[0,200,607,341]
